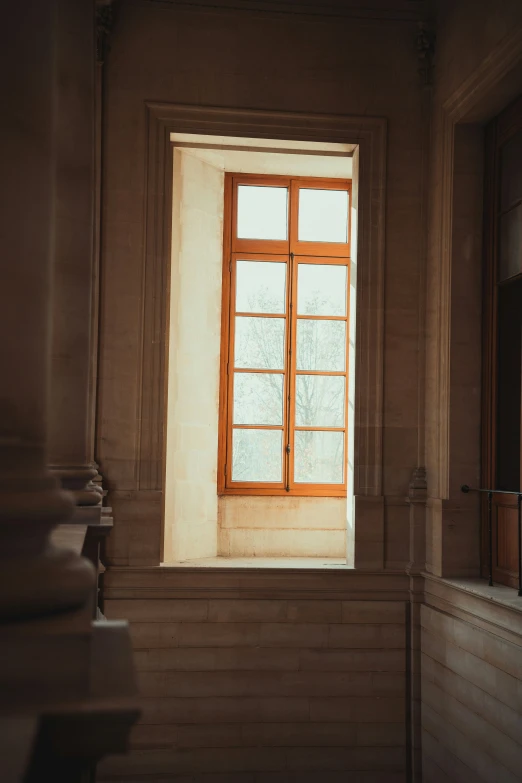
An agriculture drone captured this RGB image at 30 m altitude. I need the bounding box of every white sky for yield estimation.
[237,185,349,243]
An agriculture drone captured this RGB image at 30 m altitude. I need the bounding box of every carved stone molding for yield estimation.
[408,465,427,502]
[429,24,522,502]
[103,566,410,601]
[96,0,116,63]
[416,21,435,86]
[134,102,387,566]
[407,466,427,580]
[426,25,522,580]
[141,0,429,23]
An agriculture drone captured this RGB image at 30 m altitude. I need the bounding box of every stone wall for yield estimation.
[424,0,522,574]
[420,5,522,781]
[99,569,408,781]
[99,0,424,568]
[421,582,522,782]
[164,149,223,561]
[97,3,522,782]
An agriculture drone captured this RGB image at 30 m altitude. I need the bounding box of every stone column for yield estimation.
[0,0,94,620]
[48,0,104,520]
[0,9,138,774]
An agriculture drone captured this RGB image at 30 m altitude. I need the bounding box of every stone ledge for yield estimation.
[103,565,410,602]
[423,573,522,643]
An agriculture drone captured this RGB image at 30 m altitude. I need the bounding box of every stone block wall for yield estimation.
[218,496,347,559]
[99,0,424,569]
[421,586,522,782]
[99,570,408,781]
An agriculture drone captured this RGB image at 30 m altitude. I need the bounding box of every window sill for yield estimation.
[424,573,522,642]
[218,489,348,498]
[431,575,522,615]
[161,556,350,570]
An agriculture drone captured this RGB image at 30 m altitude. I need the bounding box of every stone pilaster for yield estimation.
[0,0,95,622]
[407,466,427,783]
[49,0,104,519]
[0,7,138,776]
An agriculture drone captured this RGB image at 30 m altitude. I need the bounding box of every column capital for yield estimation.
[96,0,117,63]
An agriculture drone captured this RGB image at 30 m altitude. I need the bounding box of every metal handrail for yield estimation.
[461,484,522,595]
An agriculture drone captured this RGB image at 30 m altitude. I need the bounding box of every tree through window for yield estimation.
[218,174,351,497]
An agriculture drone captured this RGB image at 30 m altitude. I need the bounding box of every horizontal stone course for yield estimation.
[422,703,517,783]
[106,598,406,625]
[104,596,406,780]
[128,620,406,649]
[421,624,522,713]
[139,696,311,725]
[299,649,406,671]
[137,694,406,725]
[133,647,301,672]
[422,677,522,778]
[132,646,406,673]
[137,670,405,698]
[422,653,522,746]
[100,746,405,776]
[100,770,405,783]
[422,729,482,783]
[421,601,522,679]
[130,721,405,750]
[421,604,522,783]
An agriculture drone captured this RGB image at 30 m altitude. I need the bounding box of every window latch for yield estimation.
[286,444,291,455]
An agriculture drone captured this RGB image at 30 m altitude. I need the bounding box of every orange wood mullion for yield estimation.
[217,174,233,493]
[294,259,349,266]
[223,486,347,498]
[283,254,291,490]
[343,259,351,487]
[225,246,237,487]
[287,251,298,491]
[294,427,345,432]
[234,368,285,374]
[231,424,284,430]
[231,251,289,262]
[236,312,286,318]
[295,370,345,376]
[296,314,347,322]
[276,249,287,491]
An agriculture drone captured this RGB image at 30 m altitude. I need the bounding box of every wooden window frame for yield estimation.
[218,173,352,498]
[482,96,522,589]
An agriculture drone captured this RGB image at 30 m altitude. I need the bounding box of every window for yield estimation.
[482,95,522,589]
[218,174,351,497]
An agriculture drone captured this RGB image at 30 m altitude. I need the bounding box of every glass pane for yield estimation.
[296,320,346,371]
[499,205,522,282]
[294,430,344,484]
[232,429,282,482]
[298,189,349,243]
[295,375,345,427]
[237,185,288,240]
[233,373,284,425]
[236,261,286,314]
[235,317,285,370]
[297,264,347,316]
